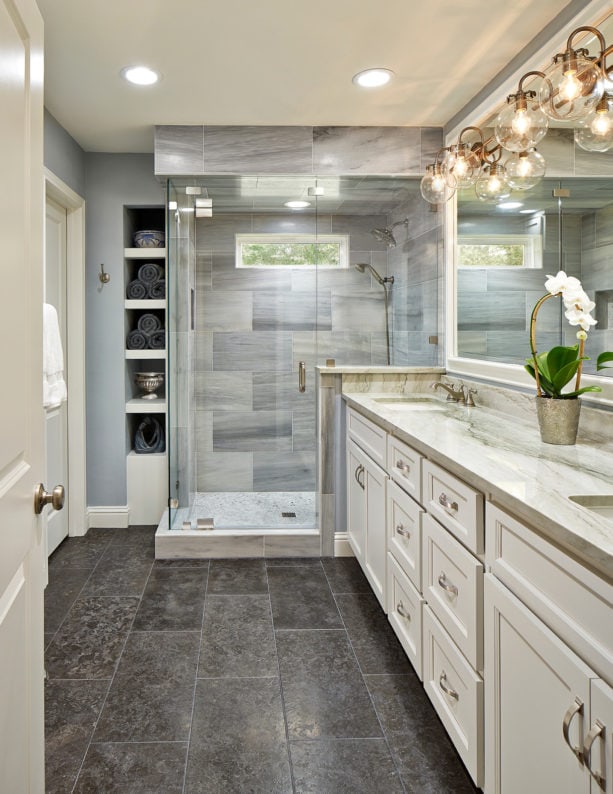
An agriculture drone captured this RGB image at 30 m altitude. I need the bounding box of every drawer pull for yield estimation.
[438,492,458,512]
[396,524,411,539]
[397,601,411,621]
[583,719,605,788]
[562,697,584,763]
[396,459,409,473]
[438,571,459,597]
[354,464,365,490]
[439,671,459,701]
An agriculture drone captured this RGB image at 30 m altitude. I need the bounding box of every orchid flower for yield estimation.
[544,270,582,297]
[565,306,598,331]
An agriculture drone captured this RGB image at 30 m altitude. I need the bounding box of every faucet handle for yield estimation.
[464,387,477,407]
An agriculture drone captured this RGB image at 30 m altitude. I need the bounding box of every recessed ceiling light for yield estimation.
[352,68,394,88]
[284,200,311,209]
[497,201,523,210]
[121,65,160,86]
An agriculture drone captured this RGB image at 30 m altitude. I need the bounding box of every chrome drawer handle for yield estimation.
[438,571,459,597]
[583,719,605,788]
[396,459,409,473]
[439,671,459,701]
[562,697,584,764]
[396,524,411,539]
[438,492,458,512]
[397,601,411,621]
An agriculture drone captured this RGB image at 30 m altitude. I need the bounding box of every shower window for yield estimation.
[235,233,349,269]
[457,234,542,269]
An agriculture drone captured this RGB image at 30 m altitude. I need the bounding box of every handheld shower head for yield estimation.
[353,263,391,287]
[370,218,409,248]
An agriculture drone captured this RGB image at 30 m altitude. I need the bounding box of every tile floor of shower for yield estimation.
[44,525,479,793]
[169,491,317,530]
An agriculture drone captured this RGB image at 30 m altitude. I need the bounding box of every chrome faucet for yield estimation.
[430,381,477,406]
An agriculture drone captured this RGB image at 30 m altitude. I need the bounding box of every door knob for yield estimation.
[34,484,65,514]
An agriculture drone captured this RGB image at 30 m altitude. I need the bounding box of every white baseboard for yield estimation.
[88,506,130,529]
[334,532,355,557]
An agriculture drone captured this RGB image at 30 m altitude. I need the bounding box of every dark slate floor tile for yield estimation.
[154,558,210,568]
[74,741,187,793]
[186,677,291,793]
[45,596,140,679]
[109,525,157,545]
[268,566,342,629]
[133,568,208,630]
[207,558,268,594]
[44,567,92,633]
[116,630,201,683]
[265,558,323,567]
[98,542,155,566]
[364,674,479,793]
[198,594,277,678]
[336,592,412,674]
[322,557,372,593]
[44,679,109,794]
[276,630,381,740]
[81,560,152,597]
[48,535,113,571]
[290,738,404,794]
[93,678,195,742]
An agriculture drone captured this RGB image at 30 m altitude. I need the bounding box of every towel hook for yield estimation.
[99,264,110,285]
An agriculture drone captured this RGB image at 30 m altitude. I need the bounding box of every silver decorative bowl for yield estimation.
[135,372,164,400]
[134,229,165,248]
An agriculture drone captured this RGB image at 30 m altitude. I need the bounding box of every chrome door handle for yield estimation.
[34,483,65,514]
[583,719,605,788]
[439,671,459,701]
[438,492,458,512]
[298,361,306,393]
[396,524,411,539]
[438,571,459,597]
[562,697,584,763]
[397,601,411,621]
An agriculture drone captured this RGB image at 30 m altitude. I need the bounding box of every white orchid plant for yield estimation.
[525,271,613,399]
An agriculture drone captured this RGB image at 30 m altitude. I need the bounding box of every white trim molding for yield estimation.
[334,532,355,557]
[88,506,130,529]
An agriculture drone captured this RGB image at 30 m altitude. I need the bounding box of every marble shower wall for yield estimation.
[193,211,396,494]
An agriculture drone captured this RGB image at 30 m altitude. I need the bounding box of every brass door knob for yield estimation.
[34,484,65,515]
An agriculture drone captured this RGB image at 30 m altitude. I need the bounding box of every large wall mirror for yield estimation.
[448,4,613,399]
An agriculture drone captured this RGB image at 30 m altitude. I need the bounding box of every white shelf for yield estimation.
[124,247,166,259]
[127,450,167,458]
[125,349,167,360]
[125,299,166,310]
[126,398,167,414]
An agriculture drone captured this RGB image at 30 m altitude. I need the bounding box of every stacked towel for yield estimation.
[126,313,166,350]
[134,416,165,454]
[125,262,166,300]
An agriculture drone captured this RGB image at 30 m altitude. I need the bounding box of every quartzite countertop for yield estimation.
[343,392,613,581]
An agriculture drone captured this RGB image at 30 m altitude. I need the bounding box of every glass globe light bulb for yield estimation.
[475,164,511,202]
[574,94,613,152]
[512,110,531,135]
[420,164,456,204]
[539,49,604,121]
[495,93,548,153]
[505,150,546,190]
[441,143,481,188]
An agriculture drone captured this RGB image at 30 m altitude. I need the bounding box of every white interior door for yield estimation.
[0,0,45,790]
[45,198,69,555]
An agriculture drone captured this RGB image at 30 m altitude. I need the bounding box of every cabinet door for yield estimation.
[347,440,366,563]
[364,454,387,611]
[587,679,613,794]
[485,574,593,794]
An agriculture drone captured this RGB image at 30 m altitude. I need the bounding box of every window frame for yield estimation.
[235,232,350,270]
[457,233,543,270]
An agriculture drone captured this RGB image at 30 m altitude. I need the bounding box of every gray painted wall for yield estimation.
[44,109,86,197]
[85,154,165,506]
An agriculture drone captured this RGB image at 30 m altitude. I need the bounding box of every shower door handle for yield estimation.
[298,361,306,393]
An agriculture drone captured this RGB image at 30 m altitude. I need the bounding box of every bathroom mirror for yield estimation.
[447,5,613,397]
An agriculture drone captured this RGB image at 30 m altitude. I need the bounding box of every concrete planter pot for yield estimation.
[535,396,581,445]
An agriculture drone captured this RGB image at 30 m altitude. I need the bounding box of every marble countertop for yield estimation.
[343,392,613,581]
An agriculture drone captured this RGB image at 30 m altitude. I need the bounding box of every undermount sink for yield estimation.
[568,494,613,521]
[372,396,447,411]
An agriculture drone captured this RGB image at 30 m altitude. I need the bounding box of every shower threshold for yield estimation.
[187,491,316,530]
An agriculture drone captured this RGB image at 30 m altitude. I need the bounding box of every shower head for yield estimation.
[354,263,388,287]
[370,217,409,248]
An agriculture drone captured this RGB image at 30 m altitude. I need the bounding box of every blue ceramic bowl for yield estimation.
[134,229,165,248]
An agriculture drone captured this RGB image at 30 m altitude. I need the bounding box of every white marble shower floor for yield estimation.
[187,491,317,530]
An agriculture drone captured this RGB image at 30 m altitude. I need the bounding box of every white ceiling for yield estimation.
[38,0,573,153]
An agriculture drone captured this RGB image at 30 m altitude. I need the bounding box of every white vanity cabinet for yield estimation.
[484,504,613,794]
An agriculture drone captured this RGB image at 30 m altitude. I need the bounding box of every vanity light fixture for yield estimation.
[352,68,394,88]
[475,162,511,203]
[504,149,547,190]
[574,92,613,151]
[420,162,456,204]
[284,200,311,209]
[121,65,160,86]
[495,71,549,152]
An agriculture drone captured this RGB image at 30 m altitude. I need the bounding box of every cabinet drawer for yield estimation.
[422,459,484,554]
[422,514,483,671]
[486,503,613,685]
[423,606,483,789]
[387,479,423,592]
[347,407,387,468]
[387,435,422,502]
[387,552,425,680]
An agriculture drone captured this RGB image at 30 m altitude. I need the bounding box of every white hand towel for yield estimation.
[43,303,67,408]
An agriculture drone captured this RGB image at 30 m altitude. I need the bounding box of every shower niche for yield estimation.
[162,174,441,547]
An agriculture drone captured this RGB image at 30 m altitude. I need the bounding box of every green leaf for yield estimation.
[557,385,602,398]
[597,351,613,370]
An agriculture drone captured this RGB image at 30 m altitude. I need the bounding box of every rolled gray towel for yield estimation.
[138,262,163,283]
[137,313,161,334]
[134,416,165,454]
[127,329,148,350]
[149,279,166,300]
[148,330,166,349]
[126,279,148,300]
